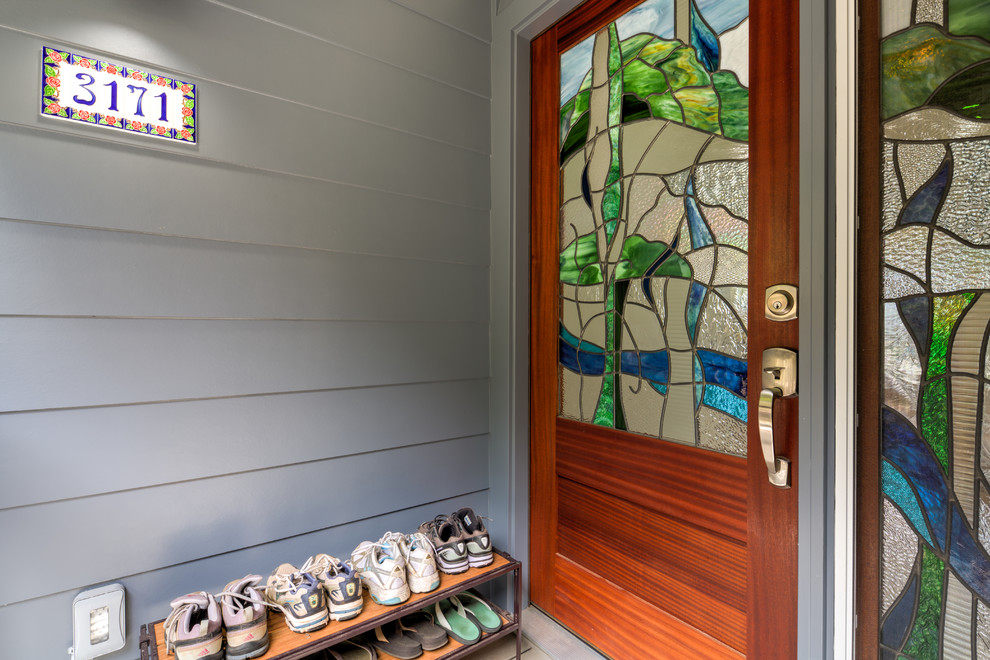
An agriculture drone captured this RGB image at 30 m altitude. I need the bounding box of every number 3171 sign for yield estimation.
[41,47,197,143]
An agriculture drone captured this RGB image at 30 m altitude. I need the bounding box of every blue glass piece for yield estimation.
[650,382,668,395]
[696,383,704,409]
[560,34,594,104]
[696,0,749,34]
[581,161,593,209]
[880,570,919,650]
[948,504,990,604]
[702,384,746,421]
[620,350,670,384]
[687,282,707,341]
[882,460,936,548]
[559,339,607,375]
[685,178,714,248]
[690,0,720,72]
[615,0,675,41]
[898,297,930,350]
[697,349,747,396]
[560,324,606,353]
[882,407,949,550]
[694,354,704,381]
[899,158,951,226]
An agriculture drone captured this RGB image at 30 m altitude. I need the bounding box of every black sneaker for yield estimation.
[417,515,469,574]
[452,507,493,568]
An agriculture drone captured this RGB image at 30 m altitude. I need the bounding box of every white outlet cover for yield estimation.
[70,583,125,660]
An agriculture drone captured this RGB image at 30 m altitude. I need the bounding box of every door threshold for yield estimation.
[523,606,608,660]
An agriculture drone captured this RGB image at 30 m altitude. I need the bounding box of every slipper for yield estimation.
[398,611,448,651]
[423,598,481,646]
[324,638,378,660]
[369,622,421,659]
[450,593,502,633]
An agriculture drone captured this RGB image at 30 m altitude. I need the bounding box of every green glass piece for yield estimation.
[712,71,749,142]
[648,91,685,123]
[620,33,657,64]
[661,46,712,90]
[623,59,672,100]
[608,23,622,76]
[675,87,722,134]
[928,293,975,377]
[903,546,944,660]
[614,235,693,280]
[882,25,990,119]
[920,379,949,473]
[561,111,590,163]
[926,60,990,119]
[560,234,602,285]
[622,94,652,123]
[637,38,682,66]
[948,0,990,44]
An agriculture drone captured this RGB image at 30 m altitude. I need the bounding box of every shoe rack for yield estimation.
[139,549,522,660]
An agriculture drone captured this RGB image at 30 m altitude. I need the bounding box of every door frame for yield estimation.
[488,1,843,657]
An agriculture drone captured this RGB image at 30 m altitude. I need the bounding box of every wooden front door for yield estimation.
[530,0,800,658]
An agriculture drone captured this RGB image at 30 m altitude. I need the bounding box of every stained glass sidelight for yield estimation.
[878,0,990,657]
[557,0,749,454]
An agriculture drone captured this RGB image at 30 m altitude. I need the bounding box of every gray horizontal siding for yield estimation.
[0,491,490,658]
[0,0,492,657]
[1,380,488,508]
[0,125,489,264]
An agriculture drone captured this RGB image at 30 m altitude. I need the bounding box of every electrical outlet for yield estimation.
[69,583,125,660]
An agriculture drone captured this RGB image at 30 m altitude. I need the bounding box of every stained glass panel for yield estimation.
[878,0,990,656]
[558,0,749,455]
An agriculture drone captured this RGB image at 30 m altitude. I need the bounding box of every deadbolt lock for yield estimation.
[765,284,798,321]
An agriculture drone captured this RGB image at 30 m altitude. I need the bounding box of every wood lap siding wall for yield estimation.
[0,2,492,657]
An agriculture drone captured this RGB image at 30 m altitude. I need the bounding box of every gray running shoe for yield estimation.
[300,553,364,621]
[417,515,468,574]
[265,563,329,633]
[163,592,224,660]
[452,507,493,568]
[380,531,441,593]
[218,575,270,660]
[351,539,411,605]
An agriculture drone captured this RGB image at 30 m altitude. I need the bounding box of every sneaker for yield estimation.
[163,592,224,660]
[452,507,493,568]
[265,563,329,633]
[417,515,469,574]
[218,575,270,660]
[351,538,411,605]
[381,531,441,593]
[300,553,364,621]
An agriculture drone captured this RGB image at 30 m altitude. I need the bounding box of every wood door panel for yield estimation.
[553,554,745,660]
[557,477,746,650]
[556,418,748,542]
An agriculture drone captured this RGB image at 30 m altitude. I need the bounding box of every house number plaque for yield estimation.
[41,47,197,143]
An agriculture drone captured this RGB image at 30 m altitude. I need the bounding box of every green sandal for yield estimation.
[450,593,502,633]
[423,598,481,646]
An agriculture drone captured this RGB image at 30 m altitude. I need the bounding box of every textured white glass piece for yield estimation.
[884,226,930,281]
[950,376,981,525]
[882,497,919,613]
[696,293,746,358]
[883,141,903,232]
[712,247,748,287]
[561,152,586,202]
[718,18,750,87]
[622,286,667,351]
[896,142,947,200]
[686,246,716,284]
[883,267,926,299]
[698,406,746,456]
[635,189,683,244]
[561,199,596,247]
[622,122,669,174]
[627,175,668,229]
[884,302,922,426]
[881,0,912,36]
[639,122,715,176]
[695,161,749,218]
[931,230,990,293]
[620,372,664,437]
[705,204,748,250]
[939,140,990,245]
[944,573,975,660]
[982,384,990,473]
[664,169,690,197]
[715,286,748,327]
[914,0,944,25]
[978,600,990,660]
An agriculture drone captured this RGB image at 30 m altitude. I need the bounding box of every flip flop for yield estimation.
[423,598,481,646]
[450,593,503,633]
[368,622,421,659]
[324,638,378,660]
[398,611,448,651]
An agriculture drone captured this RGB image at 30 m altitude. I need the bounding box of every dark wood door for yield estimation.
[530,1,800,658]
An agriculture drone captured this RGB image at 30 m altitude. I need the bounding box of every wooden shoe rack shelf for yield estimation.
[139,549,522,660]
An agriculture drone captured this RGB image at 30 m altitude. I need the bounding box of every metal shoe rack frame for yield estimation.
[139,549,522,660]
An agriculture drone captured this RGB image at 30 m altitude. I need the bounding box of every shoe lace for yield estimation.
[378,531,410,561]
[162,593,207,655]
[300,554,343,577]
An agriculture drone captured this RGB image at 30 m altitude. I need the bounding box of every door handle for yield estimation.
[759,348,797,489]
